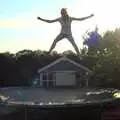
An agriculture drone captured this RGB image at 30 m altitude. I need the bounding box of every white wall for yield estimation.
[56,72,76,86]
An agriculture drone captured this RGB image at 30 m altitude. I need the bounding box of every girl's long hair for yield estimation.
[61,8,69,23]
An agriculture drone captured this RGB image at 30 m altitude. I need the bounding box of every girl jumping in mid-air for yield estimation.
[37,8,94,55]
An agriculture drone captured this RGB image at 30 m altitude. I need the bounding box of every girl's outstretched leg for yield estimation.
[48,34,63,53]
[67,35,83,59]
[67,35,80,55]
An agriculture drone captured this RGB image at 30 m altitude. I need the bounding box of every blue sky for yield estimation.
[0,0,120,53]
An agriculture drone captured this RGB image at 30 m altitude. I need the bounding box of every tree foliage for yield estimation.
[83,28,120,88]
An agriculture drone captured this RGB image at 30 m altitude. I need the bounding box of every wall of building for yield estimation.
[36,71,88,88]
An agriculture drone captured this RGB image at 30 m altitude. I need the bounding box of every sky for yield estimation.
[0,0,120,53]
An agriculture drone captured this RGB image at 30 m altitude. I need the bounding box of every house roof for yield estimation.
[38,56,93,73]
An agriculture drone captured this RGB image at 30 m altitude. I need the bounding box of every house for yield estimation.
[36,56,93,88]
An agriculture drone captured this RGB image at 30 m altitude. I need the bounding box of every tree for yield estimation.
[84,28,120,88]
[0,53,25,86]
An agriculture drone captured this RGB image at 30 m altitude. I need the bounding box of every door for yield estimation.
[56,72,76,86]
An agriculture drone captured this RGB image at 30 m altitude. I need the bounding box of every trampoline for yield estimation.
[0,87,120,120]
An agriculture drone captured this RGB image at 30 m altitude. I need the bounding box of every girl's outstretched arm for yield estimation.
[37,17,59,23]
[71,14,94,21]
